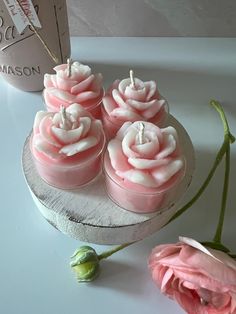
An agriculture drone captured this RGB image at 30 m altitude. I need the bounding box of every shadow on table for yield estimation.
[92,259,148,296]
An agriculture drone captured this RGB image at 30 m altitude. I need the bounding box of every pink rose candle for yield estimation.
[103,121,185,213]
[31,104,105,189]
[102,70,168,139]
[43,60,104,119]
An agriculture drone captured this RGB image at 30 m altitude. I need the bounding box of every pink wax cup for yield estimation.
[43,60,104,119]
[103,121,186,213]
[31,103,105,189]
[102,71,168,140]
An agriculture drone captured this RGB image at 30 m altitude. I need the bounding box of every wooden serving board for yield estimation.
[22,116,195,245]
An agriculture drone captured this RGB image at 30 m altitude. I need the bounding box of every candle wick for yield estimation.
[67,58,73,77]
[130,69,136,89]
[60,105,69,129]
[138,122,145,145]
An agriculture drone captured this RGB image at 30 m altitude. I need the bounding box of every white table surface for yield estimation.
[0,37,236,314]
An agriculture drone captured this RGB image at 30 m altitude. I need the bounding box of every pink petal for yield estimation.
[131,133,160,158]
[51,117,91,144]
[128,157,170,169]
[66,103,93,120]
[116,168,157,187]
[112,89,130,109]
[116,122,133,140]
[60,136,98,156]
[44,74,54,88]
[111,108,142,121]
[103,95,117,115]
[122,127,140,158]
[144,81,157,100]
[33,111,52,133]
[89,120,103,141]
[39,116,61,147]
[74,90,100,103]
[155,133,177,159]
[142,99,166,119]
[107,139,131,172]
[70,74,95,94]
[56,76,78,91]
[33,134,64,160]
[46,87,75,103]
[151,158,184,186]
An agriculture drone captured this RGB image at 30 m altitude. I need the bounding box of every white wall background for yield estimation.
[67,0,236,37]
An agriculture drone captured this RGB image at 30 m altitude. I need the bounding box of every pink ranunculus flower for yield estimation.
[107,121,185,189]
[43,62,103,117]
[148,237,236,314]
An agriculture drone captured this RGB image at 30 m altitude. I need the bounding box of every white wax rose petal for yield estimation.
[89,120,102,142]
[44,74,54,88]
[132,137,159,158]
[60,136,98,156]
[155,134,176,159]
[70,74,95,95]
[117,169,157,188]
[108,139,132,172]
[112,89,130,109]
[56,75,77,91]
[80,117,92,137]
[103,95,117,115]
[51,117,91,144]
[34,111,52,132]
[33,135,64,160]
[74,91,100,103]
[116,122,133,140]
[126,99,157,111]
[39,116,61,148]
[151,159,184,186]
[72,62,92,79]
[124,85,146,101]
[122,127,141,158]
[128,157,170,170]
[66,103,91,120]
[111,108,142,121]
[48,87,75,102]
[142,99,165,120]
[144,81,157,100]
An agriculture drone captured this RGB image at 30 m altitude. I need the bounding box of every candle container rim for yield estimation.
[103,151,186,196]
[42,87,105,112]
[30,130,106,170]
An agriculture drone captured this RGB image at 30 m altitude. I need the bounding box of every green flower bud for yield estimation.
[70,246,100,282]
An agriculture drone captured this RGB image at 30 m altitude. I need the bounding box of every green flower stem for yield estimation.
[213,145,231,244]
[98,243,132,261]
[166,144,225,225]
[166,100,235,226]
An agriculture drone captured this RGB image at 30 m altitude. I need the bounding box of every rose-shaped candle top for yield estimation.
[32,103,104,163]
[103,70,168,125]
[43,60,104,114]
[107,121,185,190]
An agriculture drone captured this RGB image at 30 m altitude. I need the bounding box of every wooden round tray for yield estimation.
[22,115,195,245]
